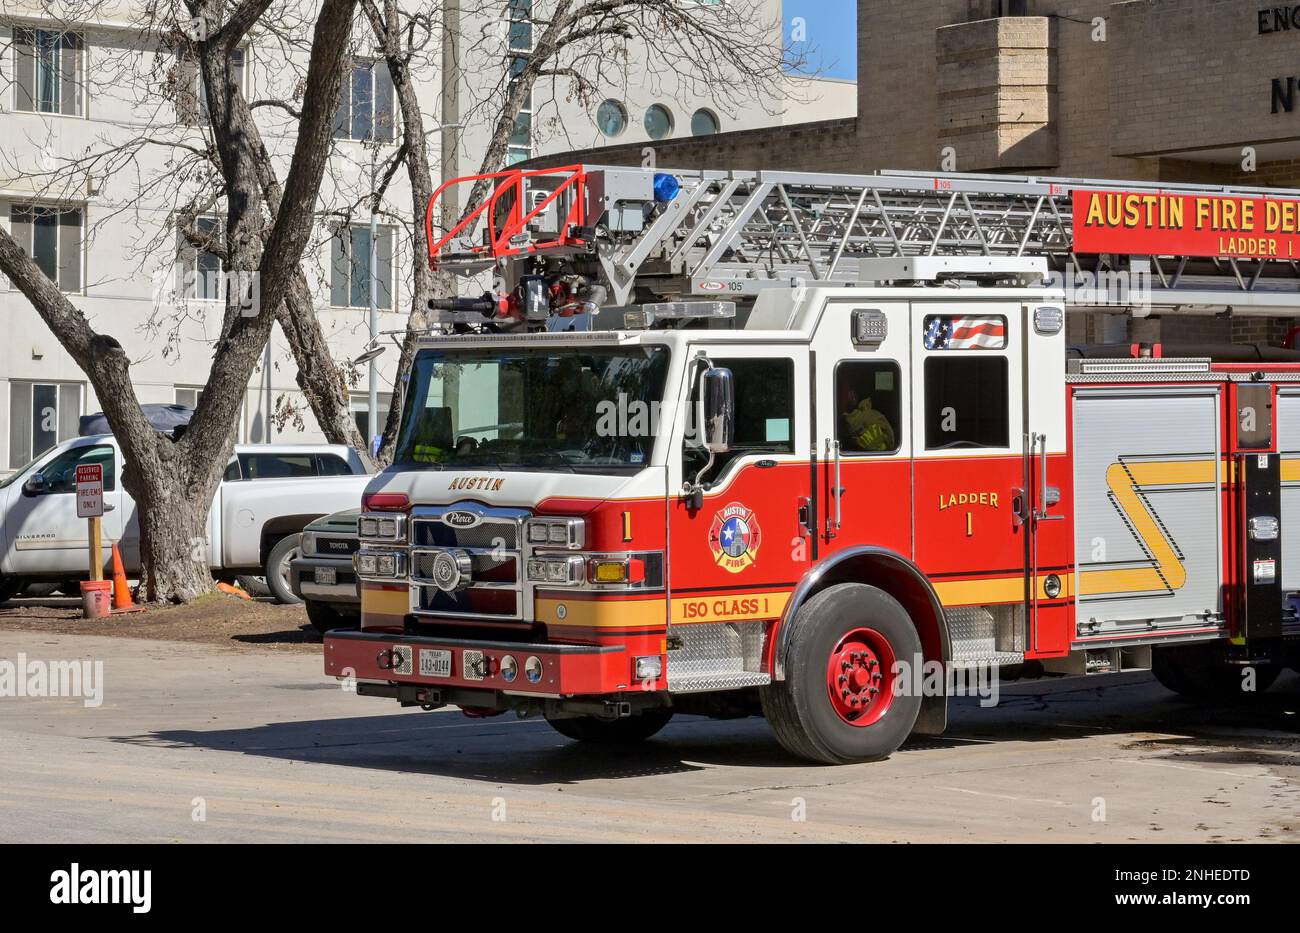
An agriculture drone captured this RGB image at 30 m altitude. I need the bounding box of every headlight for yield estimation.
[299,531,317,557]
[526,555,585,585]
[354,549,407,578]
[359,514,406,542]
[526,517,585,549]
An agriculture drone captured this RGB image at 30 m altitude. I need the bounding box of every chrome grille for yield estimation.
[409,503,527,621]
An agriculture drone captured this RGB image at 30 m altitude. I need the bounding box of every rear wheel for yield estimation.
[546,709,674,744]
[1152,643,1280,702]
[264,535,303,605]
[761,583,922,764]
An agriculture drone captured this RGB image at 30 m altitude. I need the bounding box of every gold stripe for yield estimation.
[361,586,408,617]
[934,572,1073,607]
[1076,458,1215,597]
[536,596,666,628]
[670,591,791,625]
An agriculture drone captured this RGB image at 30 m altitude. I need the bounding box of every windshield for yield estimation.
[0,450,51,490]
[393,345,671,474]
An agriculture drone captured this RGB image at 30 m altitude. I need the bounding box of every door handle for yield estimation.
[824,438,842,539]
[1034,433,1064,523]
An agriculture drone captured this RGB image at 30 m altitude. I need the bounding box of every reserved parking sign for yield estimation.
[75,463,104,518]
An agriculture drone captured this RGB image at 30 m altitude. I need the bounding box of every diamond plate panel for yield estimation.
[667,621,769,692]
[948,606,1024,666]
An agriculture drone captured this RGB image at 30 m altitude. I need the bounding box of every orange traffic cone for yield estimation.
[110,543,135,611]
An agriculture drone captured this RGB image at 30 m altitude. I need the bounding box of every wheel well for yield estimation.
[259,515,319,564]
[775,548,950,734]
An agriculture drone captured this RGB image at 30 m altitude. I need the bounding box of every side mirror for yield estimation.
[700,367,734,454]
[22,473,48,496]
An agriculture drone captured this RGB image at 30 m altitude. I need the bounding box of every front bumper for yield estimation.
[324,629,631,697]
[290,557,359,604]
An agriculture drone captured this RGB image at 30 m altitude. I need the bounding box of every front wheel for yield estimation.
[264,535,303,605]
[761,583,923,764]
[0,577,24,605]
[546,709,674,744]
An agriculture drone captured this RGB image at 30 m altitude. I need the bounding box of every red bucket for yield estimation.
[80,580,112,619]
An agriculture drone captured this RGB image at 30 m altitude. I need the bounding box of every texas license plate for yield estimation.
[419,649,452,678]
[314,567,336,585]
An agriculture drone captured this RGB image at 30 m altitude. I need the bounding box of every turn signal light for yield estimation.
[588,558,645,585]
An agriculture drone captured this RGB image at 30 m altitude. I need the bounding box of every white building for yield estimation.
[0,0,853,474]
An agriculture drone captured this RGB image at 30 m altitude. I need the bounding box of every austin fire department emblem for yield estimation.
[709,502,762,574]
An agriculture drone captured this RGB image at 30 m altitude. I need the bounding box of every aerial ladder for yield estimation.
[423,164,1300,327]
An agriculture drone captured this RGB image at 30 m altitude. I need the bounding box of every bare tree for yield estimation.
[0,0,358,602]
[362,0,797,463]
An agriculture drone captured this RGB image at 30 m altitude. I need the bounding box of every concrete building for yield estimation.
[0,0,847,474]
[530,0,1300,347]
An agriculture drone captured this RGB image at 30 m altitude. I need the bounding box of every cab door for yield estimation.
[7,441,124,576]
[909,303,1029,660]
[666,345,813,632]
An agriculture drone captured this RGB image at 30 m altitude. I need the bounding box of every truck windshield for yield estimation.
[393,345,671,474]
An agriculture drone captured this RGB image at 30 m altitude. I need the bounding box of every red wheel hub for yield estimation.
[826,627,897,727]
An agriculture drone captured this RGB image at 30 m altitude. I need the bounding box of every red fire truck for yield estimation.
[325,165,1300,764]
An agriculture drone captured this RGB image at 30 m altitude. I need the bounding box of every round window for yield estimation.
[596,99,628,137]
[644,104,674,140]
[691,108,720,136]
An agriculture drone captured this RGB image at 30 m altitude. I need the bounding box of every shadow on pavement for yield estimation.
[106,671,1300,786]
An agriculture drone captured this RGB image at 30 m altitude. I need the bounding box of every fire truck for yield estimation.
[324,165,1300,764]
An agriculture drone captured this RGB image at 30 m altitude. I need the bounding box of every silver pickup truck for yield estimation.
[290,509,361,632]
[0,435,371,603]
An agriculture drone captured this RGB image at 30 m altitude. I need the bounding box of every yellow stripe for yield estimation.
[361,585,408,617]
[1076,458,1214,597]
[535,596,666,628]
[933,572,1073,607]
[670,591,790,624]
[1282,456,1300,483]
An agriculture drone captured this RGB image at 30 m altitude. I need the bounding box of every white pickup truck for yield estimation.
[0,435,371,602]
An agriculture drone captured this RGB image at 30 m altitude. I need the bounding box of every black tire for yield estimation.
[21,581,61,598]
[236,575,272,598]
[760,583,923,765]
[264,535,303,605]
[0,577,24,605]
[1152,643,1280,702]
[546,709,674,744]
[305,600,358,634]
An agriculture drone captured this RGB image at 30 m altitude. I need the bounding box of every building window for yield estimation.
[836,361,901,454]
[175,386,204,410]
[644,104,674,140]
[351,392,393,441]
[506,0,534,164]
[924,357,1009,450]
[9,204,82,292]
[330,225,394,309]
[176,46,246,124]
[8,381,82,469]
[334,60,395,142]
[12,28,83,116]
[176,215,223,300]
[691,108,720,136]
[596,99,628,137]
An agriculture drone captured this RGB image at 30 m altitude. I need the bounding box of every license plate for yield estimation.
[314,567,337,585]
[419,649,452,678]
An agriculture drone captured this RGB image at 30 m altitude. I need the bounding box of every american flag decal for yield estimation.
[923,315,1007,350]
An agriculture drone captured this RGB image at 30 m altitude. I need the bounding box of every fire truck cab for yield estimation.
[325,165,1300,764]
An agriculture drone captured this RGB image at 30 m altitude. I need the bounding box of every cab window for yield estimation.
[316,454,353,476]
[683,357,795,480]
[836,361,901,455]
[239,453,316,479]
[37,445,115,493]
[924,357,1009,449]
